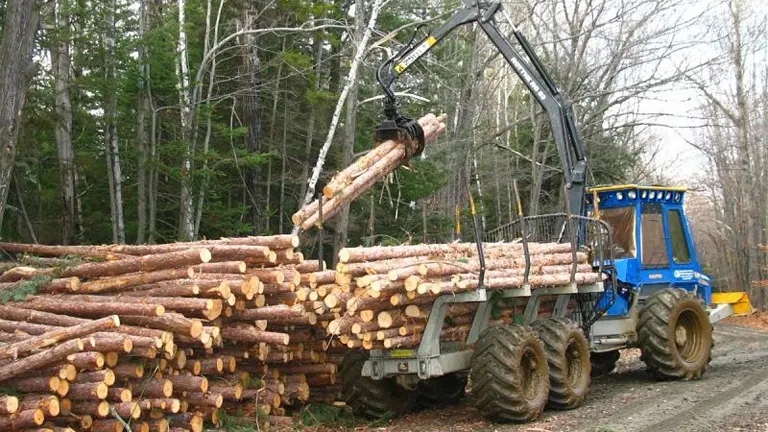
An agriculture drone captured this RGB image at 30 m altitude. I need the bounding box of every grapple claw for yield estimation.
[375,115,426,158]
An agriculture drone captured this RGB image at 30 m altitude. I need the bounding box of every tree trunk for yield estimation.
[0,0,39,233]
[51,0,77,245]
[177,0,195,241]
[242,0,263,234]
[333,0,366,264]
[104,0,125,244]
[136,0,153,244]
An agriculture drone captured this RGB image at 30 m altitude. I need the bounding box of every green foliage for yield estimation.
[0,275,49,304]
[299,404,358,428]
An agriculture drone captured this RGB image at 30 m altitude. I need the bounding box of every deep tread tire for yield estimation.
[638,288,713,380]
[590,350,620,377]
[469,325,549,423]
[533,318,591,409]
[339,350,415,418]
[416,373,467,410]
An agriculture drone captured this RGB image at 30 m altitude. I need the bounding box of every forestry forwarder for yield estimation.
[339,0,754,423]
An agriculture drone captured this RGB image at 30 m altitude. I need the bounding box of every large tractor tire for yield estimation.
[469,325,549,423]
[416,373,467,410]
[533,318,591,409]
[339,350,415,418]
[590,350,620,377]
[638,288,713,380]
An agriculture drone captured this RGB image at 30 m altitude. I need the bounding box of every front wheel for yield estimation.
[469,324,549,423]
[638,288,713,380]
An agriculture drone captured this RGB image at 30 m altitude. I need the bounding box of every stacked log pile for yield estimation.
[325,242,603,350]
[0,235,342,431]
[292,113,448,230]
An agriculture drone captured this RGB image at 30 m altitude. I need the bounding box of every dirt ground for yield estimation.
[295,320,768,432]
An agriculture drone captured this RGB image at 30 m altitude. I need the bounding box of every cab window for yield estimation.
[668,209,691,264]
[641,203,668,267]
[593,206,636,259]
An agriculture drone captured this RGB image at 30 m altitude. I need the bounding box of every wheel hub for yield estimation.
[675,324,688,347]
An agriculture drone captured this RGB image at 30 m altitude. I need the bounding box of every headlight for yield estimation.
[665,192,672,200]
[649,191,656,199]
[628,190,637,199]
[675,192,682,202]
[616,192,624,200]
[641,190,648,199]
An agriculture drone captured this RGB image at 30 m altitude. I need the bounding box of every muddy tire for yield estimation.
[416,373,467,410]
[339,350,415,418]
[469,325,549,423]
[533,318,591,409]
[590,350,620,377]
[638,288,713,380]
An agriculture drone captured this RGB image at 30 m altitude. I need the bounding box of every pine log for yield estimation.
[67,352,105,370]
[78,267,195,294]
[18,297,164,317]
[69,400,109,417]
[0,408,44,429]
[89,419,124,432]
[0,305,86,326]
[107,387,132,403]
[0,242,127,259]
[111,401,141,419]
[49,295,217,319]
[36,277,81,294]
[19,395,57,417]
[3,376,59,393]
[191,261,246,274]
[66,382,108,400]
[112,363,143,380]
[134,379,173,398]
[74,369,115,386]
[0,338,85,382]
[119,314,203,339]
[221,325,290,345]
[168,412,204,432]
[59,249,211,279]
[169,375,208,393]
[185,392,223,408]
[293,260,324,273]
[122,284,200,298]
[0,315,119,360]
[86,333,133,353]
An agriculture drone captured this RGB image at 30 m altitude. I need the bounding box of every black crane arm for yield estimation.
[376,0,589,217]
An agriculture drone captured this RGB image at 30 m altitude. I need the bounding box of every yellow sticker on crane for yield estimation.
[394,36,438,74]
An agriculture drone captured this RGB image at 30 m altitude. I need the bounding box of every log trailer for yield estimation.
[338,0,754,423]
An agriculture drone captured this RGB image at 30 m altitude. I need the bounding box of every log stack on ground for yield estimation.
[0,234,340,430]
[292,113,448,230]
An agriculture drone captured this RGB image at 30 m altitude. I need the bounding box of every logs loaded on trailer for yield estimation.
[326,241,604,350]
[0,234,343,431]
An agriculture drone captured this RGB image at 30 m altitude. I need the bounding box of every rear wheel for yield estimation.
[533,318,591,409]
[469,325,549,423]
[590,350,620,377]
[638,288,713,380]
[416,373,467,410]
[339,350,416,418]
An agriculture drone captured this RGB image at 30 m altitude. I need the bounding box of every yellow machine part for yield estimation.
[712,292,755,316]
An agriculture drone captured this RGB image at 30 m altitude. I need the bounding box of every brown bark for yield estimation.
[135,379,173,398]
[74,369,115,386]
[275,363,336,375]
[185,392,223,408]
[113,363,143,380]
[122,284,200,297]
[66,382,108,400]
[293,260,324,273]
[19,395,57,417]
[57,294,218,317]
[192,261,246,274]
[112,401,141,419]
[231,304,306,322]
[60,249,211,278]
[0,304,86,326]
[221,325,290,345]
[0,408,44,429]
[107,387,132,403]
[67,352,105,370]
[0,395,18,415]
[169,375,207,393]
[19,296,164,317]
[79,267,194,293]
[89,419,124,432]
[86,333,133,353]
[2,376,59,393]
[0,338,85,382]
[37,277,80,293]
[69,400,109,417]
[119,314,203,339]
[0,315,119,360]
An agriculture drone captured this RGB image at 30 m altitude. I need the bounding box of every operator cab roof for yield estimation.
[586,184,687,208]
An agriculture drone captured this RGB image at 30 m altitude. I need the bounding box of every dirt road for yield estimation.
[359,323,768,432]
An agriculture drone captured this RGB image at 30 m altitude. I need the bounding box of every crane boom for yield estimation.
[376,0,589,218]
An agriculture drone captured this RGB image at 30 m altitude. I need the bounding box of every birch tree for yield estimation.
[176,0,195,241]
[103,0,125,244]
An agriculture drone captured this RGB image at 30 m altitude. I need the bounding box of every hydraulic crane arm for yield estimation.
[376,0,589,217]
